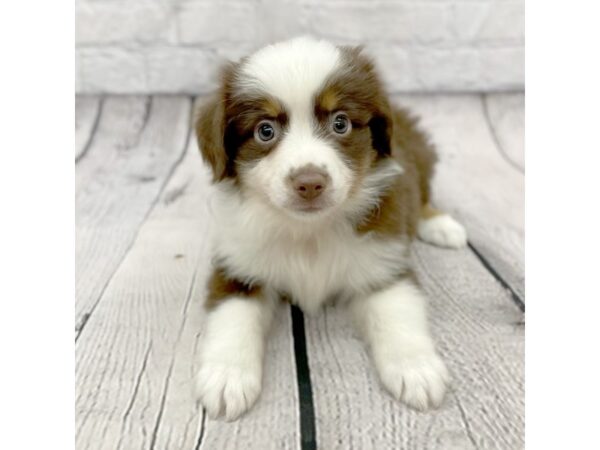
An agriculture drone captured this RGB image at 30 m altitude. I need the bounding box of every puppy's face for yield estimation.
[197,37,394,220]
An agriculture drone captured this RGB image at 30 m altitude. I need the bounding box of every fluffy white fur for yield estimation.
[350,280,449,410]
[238,36,342,108]
[196,296,275,420]
[417,214,467,248]
[210,183,412,314]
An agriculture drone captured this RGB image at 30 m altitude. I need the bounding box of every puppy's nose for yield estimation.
[291,167,328,200]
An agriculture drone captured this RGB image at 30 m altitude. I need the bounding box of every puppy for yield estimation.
[195,36,467,421]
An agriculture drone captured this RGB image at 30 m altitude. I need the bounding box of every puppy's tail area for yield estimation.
[417,204,467,249]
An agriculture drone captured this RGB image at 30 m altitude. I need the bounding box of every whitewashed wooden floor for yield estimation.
[75,93,525,450]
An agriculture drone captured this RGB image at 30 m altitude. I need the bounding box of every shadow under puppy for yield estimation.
[195,36,467,421]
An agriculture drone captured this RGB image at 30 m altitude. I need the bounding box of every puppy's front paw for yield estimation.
[376,352,450,410]
[196,362,262,421]
[418,214,467,249]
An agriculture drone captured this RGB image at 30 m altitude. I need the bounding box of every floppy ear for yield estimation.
[340,45,394,157]
[196,62,242,181]
[362,54,394,157]
[196,94,228,181]
[369,99,393,157]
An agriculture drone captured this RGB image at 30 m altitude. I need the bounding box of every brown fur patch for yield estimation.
[195,63,237,181]
[313,104,377,182]
[320,89,339,112]
[356,108,438,237]
[196,93,227,181]
[231,99,288,175]
[316,46,394,157]
[420,203,443,220]
[205,267,262,310]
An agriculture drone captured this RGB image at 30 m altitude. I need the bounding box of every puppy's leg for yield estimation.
[417,203,467,249]
[350,277,449,410]
[196,281,275,421]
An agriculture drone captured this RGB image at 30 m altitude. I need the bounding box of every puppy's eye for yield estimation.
[332,113,351,135]
[255,120,277,143]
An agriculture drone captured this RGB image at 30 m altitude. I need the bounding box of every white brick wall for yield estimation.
[75,0,524,94]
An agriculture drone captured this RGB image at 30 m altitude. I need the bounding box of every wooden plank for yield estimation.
[394,94,525,300]
[75,96,102,161]
[484,93,525,172]
[75,110,300,450]
[305,242,524,450]
[75,96,191,332]
[75,140,211,450]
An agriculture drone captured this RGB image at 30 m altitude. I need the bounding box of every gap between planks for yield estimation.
[75,96,103,163]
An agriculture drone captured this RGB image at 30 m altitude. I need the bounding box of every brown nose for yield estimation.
[290,167,328,200]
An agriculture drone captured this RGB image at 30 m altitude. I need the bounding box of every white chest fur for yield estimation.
[209,185,410,313]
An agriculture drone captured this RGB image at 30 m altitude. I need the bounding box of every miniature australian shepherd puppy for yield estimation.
[195,36,467,421]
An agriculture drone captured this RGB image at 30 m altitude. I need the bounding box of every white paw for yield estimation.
[418,214,467,249]
[376,352,450,410]
[196,362,262,421]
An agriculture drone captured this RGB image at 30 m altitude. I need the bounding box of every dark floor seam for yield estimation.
[468,242,525,313]
[116,342,153,450]
[291,305,317,450]
[194,410,207,450]
[75,96,104,164]
[455,393,480,450]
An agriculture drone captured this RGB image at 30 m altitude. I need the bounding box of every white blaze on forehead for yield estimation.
[238,36,342,109]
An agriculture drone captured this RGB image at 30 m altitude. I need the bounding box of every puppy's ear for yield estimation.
[359,50,393,157]
[196,94,228,181]
[195,62,240,181]
[369,98,393,157]
[339,45,394,157]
